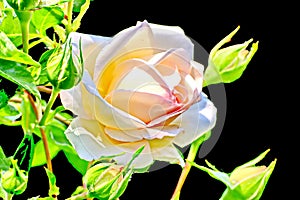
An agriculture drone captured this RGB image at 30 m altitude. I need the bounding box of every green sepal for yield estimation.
[13,134,34,172]
[44,167,60,198]
[0,146,11,171]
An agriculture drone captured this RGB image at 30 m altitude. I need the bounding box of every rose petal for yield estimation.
[104,125,182,142]
[60,70,147,130]
[65,118,121,161]
[149,48,191,75]
[137,21,194,59]
[105,89,181,124]
[65,118,154,168]
[149,138,185,167]
[94,21,154,83]
[105,58,172,98]
[69,32,111,77]
[190,60,204,92]
[172,93,217,147]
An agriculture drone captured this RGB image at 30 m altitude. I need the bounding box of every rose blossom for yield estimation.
[60,20,217,169]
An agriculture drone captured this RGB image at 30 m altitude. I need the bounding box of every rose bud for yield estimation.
[83,163,132,200]
[46,36,83,90]
[204,26,258,86]
[6,0,39,11]
[191,149,277,200]
[1,159,29,195]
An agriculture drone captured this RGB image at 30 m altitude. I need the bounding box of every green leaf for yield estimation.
[0,146,11,171]
[0,31,40,66]
[0,88,8,109]
[0,59,41,99]
[63,147,89,175]
[0,8,24,47]
[44,167,60,198]
[73,0,93,12]
[0,102,22,126]
[31,140,61,167]
[31,6,64,37]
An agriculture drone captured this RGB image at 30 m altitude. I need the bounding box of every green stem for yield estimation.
[6,193,13,200]
[15,10,33,54]
[39,88,60,126]
[38,88,60,172]
[171,134,207,200]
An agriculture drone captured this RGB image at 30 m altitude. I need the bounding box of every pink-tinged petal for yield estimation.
[172,93,217,147]
[104,125,182,142]
[94,21,154,83]
[69,32,111,77]
[137,21,194,59]
[149,49,203,104]
[150,48,191,75]
[149,138,185,167]
[60,71,147,130]
[105,90,181,124]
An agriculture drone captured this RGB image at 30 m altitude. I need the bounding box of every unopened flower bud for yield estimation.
[83,162,132,200]
[6,0,39,11]
[221,158,277,200]
[1,159,28,195]
[204,26,258,86]
[46,36,83,90]
[192,149,276,200]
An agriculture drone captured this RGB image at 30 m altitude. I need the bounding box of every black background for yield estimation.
[1,1,296,199]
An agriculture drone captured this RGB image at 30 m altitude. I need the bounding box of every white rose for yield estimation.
[60,20,217,169]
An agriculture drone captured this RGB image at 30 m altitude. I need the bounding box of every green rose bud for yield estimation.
[1,159,28,195]
[46,36,83,90]
[204,26,258,86]
[191,149,277,200]
[83,162,132,200]
[6,0,40,11]
[221,155,277,200]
